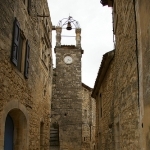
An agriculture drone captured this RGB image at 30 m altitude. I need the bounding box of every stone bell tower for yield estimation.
[51,17,83,150]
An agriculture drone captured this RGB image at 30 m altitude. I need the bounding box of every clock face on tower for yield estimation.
[64,56,73,64]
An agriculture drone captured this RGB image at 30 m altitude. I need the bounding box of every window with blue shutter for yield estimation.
[18,34,24,71]
[11,18,20,66]
[24,40,30,79]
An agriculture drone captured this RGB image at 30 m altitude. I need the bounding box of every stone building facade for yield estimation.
[82,83,96,150]
[92,0,150,149]
[51,26,83,150]
[0,0,52,149]
[51,23,96,150]
[92,51,115,150]
[135,0,150,149]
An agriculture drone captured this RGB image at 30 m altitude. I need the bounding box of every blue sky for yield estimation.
[48,0,114,88]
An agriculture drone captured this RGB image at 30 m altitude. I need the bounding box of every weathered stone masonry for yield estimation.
[113,1,140,149]
[51,45,83,150]
[92,50,115,150]
[0,0,52,149]
[135,0,150,149]
[82,83,96,150]
[93,0,141,149]
[51,24,96,150]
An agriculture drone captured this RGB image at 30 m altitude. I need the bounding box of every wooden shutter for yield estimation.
[24,40,30,79]
[11,18,20,66]
[28,0,31,14]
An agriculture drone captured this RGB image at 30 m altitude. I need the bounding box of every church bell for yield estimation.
[66,22,72,30]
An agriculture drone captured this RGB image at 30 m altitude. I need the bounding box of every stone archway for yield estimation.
[0,100,29,150]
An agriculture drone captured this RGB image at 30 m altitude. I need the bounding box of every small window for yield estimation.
[84,137,86,141]
[40,122,44,149]
[84,110,87,118]
[100,93,101,98]
[50,123,59,146]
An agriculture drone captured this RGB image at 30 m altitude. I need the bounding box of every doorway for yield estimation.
[4,109,27,150]
[4,115,14,150]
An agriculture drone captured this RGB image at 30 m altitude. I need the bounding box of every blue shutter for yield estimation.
[11,18,20,66]
[24,40,30,79]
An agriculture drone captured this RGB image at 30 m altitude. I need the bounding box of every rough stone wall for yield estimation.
[81,85,96,150]
[91,96,96,150]
[135,0,150,149]
[101,61,114,150]
[51,46,83,150]
[113,0,140,149]
[0,0,52,149]
[94,59,114,150]
[93,0,141,149]
[95,95,99,150]
[82,87,91,150]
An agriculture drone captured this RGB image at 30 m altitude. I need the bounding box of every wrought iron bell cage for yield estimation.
[57,16,80,30]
